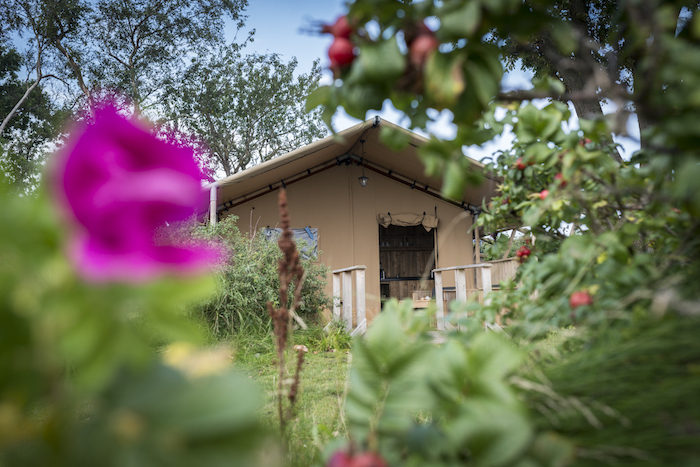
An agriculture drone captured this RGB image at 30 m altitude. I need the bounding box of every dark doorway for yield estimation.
[379,224,436,301]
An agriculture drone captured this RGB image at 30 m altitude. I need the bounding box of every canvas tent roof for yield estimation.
[210,117,498,213]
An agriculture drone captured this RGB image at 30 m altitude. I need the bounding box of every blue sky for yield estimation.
[233,1,641,161]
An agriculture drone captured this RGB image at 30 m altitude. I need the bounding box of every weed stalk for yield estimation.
[268,189,307,438]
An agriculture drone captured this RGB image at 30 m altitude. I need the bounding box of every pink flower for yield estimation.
[53,106,220,282]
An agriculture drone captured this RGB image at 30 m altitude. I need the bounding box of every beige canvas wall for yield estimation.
[224,162,476,323]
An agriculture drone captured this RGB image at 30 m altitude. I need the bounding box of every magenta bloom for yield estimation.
[53,107,220,282]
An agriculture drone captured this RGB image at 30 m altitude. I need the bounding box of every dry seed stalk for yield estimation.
[268,189,306,436]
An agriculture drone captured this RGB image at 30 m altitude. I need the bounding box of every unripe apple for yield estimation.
[328,37,356,68]
[569,291,593,309]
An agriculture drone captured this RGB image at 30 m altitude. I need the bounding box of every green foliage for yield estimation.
[480,233,559,262]
[469,100,697,336]
[188,215,331,338]
[337,301,574,467]
[0,176,272,465]
[314,0,700,465]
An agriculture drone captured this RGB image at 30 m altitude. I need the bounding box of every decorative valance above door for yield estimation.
[377,212,438,232]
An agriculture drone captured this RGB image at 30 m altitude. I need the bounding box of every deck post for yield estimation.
[356,268,366,330]
[330,265,367,334]
[342,271,353,329]
[332,273,341,321]
[455,268,468,303]
[434,270,444,331]
[481,267,493,305]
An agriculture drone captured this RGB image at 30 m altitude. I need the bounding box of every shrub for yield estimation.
[189,215,331,337]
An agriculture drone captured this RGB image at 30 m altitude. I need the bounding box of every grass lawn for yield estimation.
[235,349,351,467]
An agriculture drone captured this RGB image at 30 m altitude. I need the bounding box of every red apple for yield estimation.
[539,189,549,200]
[569,291,593,309]
[515,157,527,170]
[322,15,354,38]
[352,452,388,467]
[554,173,567,187]
[516,245,531,263]
[409,33,439,67]
[328,37,356,68]
[327,450,353,467]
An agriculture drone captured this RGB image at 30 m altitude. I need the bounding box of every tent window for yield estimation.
[263,227,318,260]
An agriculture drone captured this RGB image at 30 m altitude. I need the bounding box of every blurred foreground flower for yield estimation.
[53,106,220,282]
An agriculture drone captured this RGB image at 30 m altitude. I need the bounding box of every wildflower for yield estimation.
[53,106,219,282]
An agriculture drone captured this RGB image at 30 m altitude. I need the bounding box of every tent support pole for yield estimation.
[210,183,218,226]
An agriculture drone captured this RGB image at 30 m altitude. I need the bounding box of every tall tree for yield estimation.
[0,0,75,138]
[0,42,64,193]
[164,48,327,177]
[91,0,250,114]
[3,0,250,116]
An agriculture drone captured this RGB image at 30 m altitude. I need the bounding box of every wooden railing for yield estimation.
[331,265,367,336]
[476,257,519,289]
[432,264,493,331]
[329,258,519,336]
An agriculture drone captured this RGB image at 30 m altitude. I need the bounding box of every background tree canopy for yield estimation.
[163,48,326,177]
[0,0,326,190]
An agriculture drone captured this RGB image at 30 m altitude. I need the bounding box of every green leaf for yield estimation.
[550,21,578,55]
[466,60,499,107]
[379,125,411,151]
[425,52,466,109]
[440,1,482,38]
[442,159,466,201]
[306,85,332,112]
[446,399,533,466]
[349,38,406,84]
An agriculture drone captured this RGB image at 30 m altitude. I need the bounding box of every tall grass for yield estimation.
[520,316,700,466]
[186,216,331,337]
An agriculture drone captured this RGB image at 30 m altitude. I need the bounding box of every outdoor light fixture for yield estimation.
[358,140,369,187]
[359,172,369,187]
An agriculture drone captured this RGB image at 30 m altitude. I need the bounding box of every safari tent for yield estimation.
[205,117,499,329]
